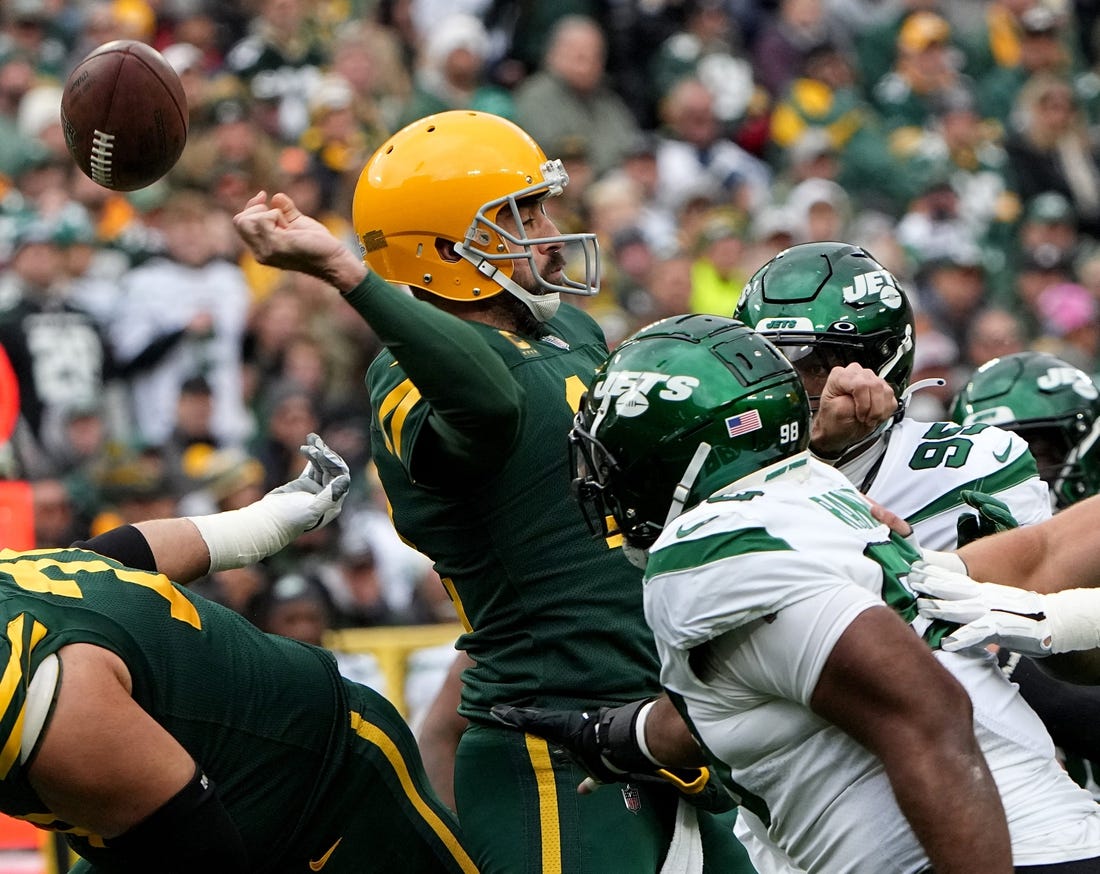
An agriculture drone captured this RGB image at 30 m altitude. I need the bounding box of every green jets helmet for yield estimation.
[952,351,1100,507]
[569,314,810,548]
[733,242,915,405]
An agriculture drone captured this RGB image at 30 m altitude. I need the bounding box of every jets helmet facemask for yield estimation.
[353,111,600,323]
[734,242,917,426]
[952,351,1100,507]
[569,315,810,551]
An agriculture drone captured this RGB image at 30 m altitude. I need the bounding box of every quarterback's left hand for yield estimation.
[910,561,1052,656]
[265,432,350,533]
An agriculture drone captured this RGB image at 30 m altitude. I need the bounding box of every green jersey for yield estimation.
[0,547,342,859]
[0,546,477,874]
[355,282,660,721]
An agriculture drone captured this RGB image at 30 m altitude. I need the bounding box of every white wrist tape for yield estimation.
[634,700,662,766]
[1045,588,1100,654]
[188,493,306,572]
[918,547,968,576]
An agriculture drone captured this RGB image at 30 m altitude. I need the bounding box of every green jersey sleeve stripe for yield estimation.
[906,451,1040,525]
[648,527,793,577]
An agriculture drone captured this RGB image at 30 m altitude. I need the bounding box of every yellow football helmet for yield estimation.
[352,111,600,322]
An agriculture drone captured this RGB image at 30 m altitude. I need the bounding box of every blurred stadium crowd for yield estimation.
[2,0,1100,644]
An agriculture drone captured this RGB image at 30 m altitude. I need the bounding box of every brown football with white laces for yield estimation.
[61,40,188,191]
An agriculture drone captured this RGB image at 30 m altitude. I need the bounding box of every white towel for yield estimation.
[659,799,704,874]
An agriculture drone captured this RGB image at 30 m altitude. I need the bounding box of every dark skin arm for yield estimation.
[811,605,1012,873]
[642,695,705,766]
[630,605,1013,868]
[601,607,1012,871]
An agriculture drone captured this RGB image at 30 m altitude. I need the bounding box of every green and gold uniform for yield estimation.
[0,546,476,874]
[349,275,751,873]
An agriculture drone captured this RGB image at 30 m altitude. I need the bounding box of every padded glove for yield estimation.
[955,489,1019,548]
[490,701,735,812]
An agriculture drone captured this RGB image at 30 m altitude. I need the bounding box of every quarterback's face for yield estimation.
[497,199,567,294]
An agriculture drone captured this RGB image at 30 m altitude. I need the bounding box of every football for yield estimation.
[60,40,188,191]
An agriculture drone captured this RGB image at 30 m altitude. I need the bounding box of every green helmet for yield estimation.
[952,351,1100,508]
[733,242,915,404]
[569,314,809,548]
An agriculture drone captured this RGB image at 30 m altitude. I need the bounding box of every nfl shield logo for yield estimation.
[621,783,642,814]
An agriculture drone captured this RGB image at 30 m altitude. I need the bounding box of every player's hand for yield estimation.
[490,702,735,811]
[955,489,1019,547]
[909,561,1052,655]
[265,433,350,533]
[233,192,367,291]
[809,364,897,458]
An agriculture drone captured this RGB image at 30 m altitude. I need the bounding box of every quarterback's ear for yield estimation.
[435,238,461,262]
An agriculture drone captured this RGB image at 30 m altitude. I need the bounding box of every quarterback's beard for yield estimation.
[494,293,544,336]
[506,252,569,334]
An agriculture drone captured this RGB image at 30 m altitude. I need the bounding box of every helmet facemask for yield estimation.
[454,159,600,322]
[569,411,663,548]
[953,351,1100,508]
[1004,416,1100,507]
[734,243,916,449]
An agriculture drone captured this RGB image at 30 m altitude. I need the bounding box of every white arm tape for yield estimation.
[634,700,662,766]
[187,493,307,572]
[1046,588,1100,654]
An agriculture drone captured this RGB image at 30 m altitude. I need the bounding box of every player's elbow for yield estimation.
[884,671,980,779]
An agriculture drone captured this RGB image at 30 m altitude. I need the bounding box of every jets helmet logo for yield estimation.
[592,370,700,418]
[843,270,903,309]
[1037,366,1099,399]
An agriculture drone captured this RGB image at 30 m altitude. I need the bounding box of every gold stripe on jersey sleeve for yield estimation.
[0,614,33,778]
[378,379,422,458]
[349,711,479,873]
[109,565,201,629]
[524,734,562,873]
[2,557,201,630]
[439,578,472,633]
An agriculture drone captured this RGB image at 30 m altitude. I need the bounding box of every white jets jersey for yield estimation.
[646,454,1100,873]
[842,417,1053,551]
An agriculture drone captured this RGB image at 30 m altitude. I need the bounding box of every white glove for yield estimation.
[190,433,350,571]
[909,561,1051,655]
[915,548,968,575]
[910,561,1100,656]
[265,432,350,532]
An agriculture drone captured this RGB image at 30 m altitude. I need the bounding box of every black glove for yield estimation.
[490,700,735,812]
[956,489,1019,548]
